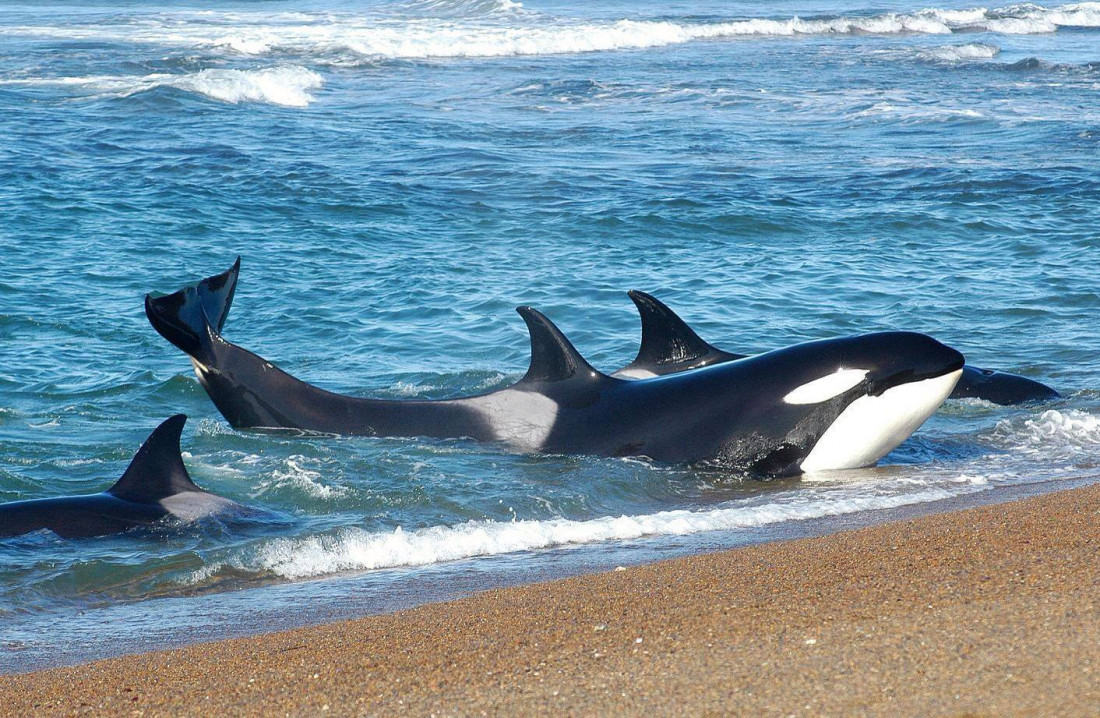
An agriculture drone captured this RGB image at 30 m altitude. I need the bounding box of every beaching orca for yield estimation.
[0,415,238,539]
[614,290,1060,405]
[145,260,964,476]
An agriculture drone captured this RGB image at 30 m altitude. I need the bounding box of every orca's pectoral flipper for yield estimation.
[516,306,609,385]
[107,415,202,504]
[145,257,240,365]
[623,290,742,375]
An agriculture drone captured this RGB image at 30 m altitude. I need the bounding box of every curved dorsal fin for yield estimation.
[624,290,741,373]
[516,306,605,384]
[108,415,202,503]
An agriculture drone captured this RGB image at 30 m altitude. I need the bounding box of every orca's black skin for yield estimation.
[146,260,964,475]
[616,290,1060,406]
[0,416,237,539]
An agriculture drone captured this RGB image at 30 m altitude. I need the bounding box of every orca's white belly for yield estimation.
[800,369,962,472]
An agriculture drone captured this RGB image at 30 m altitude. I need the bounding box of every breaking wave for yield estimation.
[0,66,323,107]
[1,3,1098,62]
[991,409,1100,461]
[189,481,984,581]
[917,43,1002,62]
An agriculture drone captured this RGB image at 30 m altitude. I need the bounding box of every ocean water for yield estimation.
[1,0,1099,671]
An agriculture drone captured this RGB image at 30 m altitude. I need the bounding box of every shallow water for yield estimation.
[1,0,1098,671]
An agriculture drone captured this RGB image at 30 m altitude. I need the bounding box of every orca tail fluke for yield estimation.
[107,415,201,503]
[145,257,240,365]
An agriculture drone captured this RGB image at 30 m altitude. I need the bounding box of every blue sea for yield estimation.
[1,0,1098,672]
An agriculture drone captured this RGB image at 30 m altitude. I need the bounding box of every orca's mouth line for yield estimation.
[870,358,966,397]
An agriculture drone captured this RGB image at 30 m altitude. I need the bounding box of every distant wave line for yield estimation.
[1,3,1098,61]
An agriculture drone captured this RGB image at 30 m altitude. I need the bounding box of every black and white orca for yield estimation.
[615,290,1060,406]
[145,260,964,476]
[0,415,239,539]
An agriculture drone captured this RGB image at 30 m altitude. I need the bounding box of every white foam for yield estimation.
[191,482,980,581]
[992,409,1100,460]
[254,456,348,500]
[854,102,986,121]
[0,67,324,107]
[918,43,1002,62]
[2,3,1098,62]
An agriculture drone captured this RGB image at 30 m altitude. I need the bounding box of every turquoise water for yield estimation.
[1,0,1099,670]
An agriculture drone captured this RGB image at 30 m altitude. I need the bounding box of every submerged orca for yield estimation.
[614,290,1060,406]
[0,415,238,539]
[146,260,964,476]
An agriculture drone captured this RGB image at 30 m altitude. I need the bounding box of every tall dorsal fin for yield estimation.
[625,290,741,372]
[107,415,202,503]
[516,306,606,384]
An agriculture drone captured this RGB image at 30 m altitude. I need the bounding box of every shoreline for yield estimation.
[2,475,1089,675]
[3,481,1098,714]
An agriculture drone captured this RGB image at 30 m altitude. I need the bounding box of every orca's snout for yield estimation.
[863,333,965,396]
[935,340,966,375]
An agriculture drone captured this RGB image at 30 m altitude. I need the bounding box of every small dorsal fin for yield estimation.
[108,415,202,503]
[625,290,741,372]
[516,306,605,384]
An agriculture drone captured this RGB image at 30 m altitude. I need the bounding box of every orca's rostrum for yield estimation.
[146,259,964,476]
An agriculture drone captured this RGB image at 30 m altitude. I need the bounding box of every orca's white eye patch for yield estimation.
[783,368,869,405]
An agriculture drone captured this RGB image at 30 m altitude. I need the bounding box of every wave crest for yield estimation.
[3,3,1098,62]
[0,66,323,107]
[918,43,1002,62]
[189,484,972,581]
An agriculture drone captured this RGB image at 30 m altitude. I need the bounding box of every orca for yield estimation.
[0,415,239,539]
[615,290,1060,405]
[145,260,964,476]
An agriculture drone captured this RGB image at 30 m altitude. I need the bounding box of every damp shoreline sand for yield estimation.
[3,481,1098,715]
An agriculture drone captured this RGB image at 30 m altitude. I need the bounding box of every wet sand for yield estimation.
[3,482,1098,716]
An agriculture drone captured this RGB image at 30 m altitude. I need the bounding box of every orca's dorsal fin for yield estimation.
[107,415,202,503]
[516,306,607,384]
[626,290,742,371]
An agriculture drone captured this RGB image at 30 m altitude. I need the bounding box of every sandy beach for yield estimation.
[3,482,1097,716]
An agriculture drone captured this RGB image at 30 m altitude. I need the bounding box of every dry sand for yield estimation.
[3,483,1098,716]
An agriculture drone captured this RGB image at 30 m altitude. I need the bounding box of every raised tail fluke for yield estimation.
[197,256,240,333]
[107,415,201,503]
[145,257,240,365]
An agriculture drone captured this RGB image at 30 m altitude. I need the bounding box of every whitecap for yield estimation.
[190,482,980,581]
[918,43,1002,62]
[253,455,349,500]
[0,66,324,107]
[992,409,1100,459]
[2,3,1099,62]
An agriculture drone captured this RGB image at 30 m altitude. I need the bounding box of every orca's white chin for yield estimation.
[799,368,963,473]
